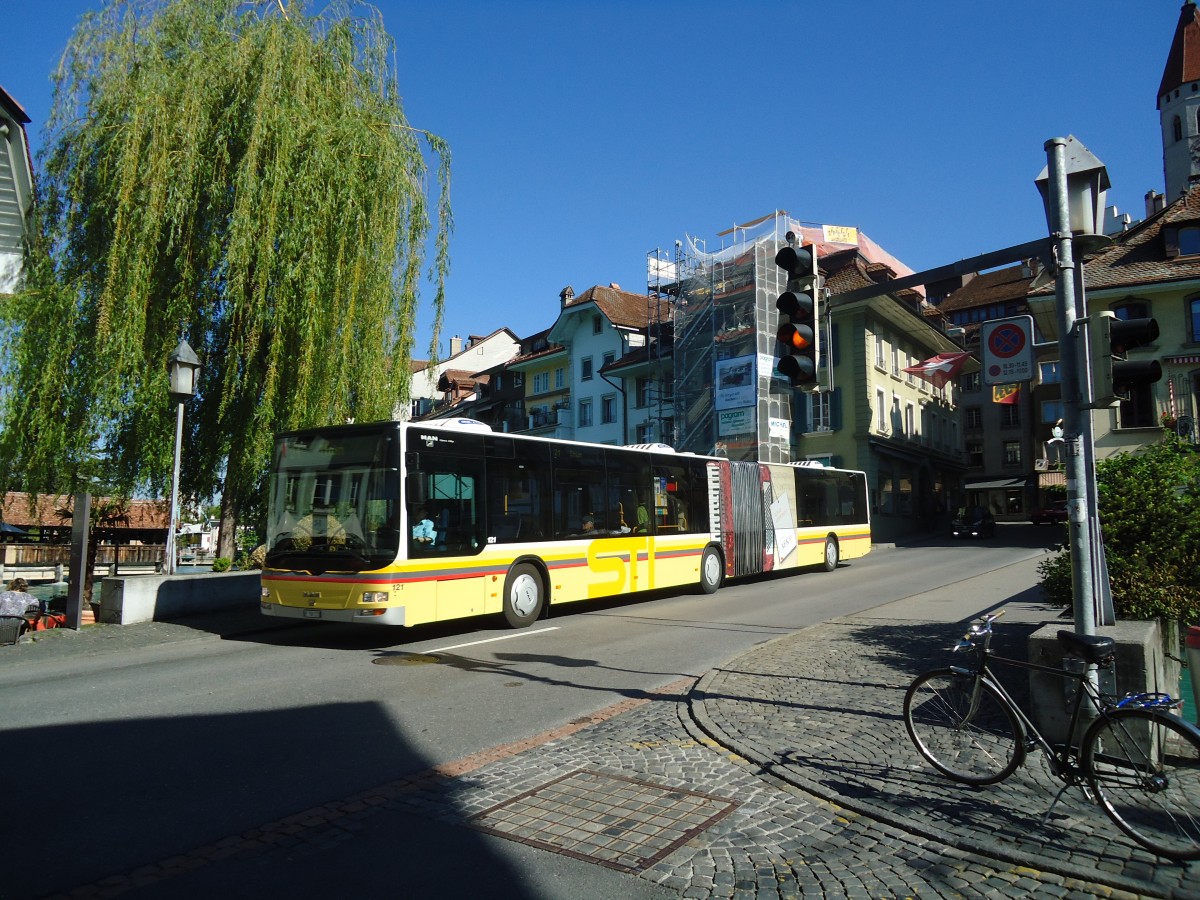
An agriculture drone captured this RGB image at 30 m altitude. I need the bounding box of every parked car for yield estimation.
[952,505,996,539]
[1030,500,1069,526]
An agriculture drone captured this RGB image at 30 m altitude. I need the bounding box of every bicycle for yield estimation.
[902,610,1200,860]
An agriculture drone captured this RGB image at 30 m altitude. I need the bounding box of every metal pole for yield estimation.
[66,492,90,630]
[1044,137,1095,637]
[165,398,184,575]
[1071,260,1115,626]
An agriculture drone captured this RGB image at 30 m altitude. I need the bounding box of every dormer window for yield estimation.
[1181,227,1200,256]
[1166,224,1200,257]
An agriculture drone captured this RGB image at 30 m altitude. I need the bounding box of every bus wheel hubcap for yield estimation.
[512,576,538,616]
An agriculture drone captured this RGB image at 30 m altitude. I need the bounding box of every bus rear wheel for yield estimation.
[698,546,723,595]
[503,563,544,628]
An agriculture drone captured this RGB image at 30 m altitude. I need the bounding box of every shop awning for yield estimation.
[964,477,1028,490]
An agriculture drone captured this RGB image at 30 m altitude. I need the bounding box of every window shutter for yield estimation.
[794,396,810,433]
[830,387,843,430]
[830,324,841,367]
[1166,227,1180,259]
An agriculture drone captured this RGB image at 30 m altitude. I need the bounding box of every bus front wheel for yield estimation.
[503,563,544,628]
[822,536,839,572]
[698,546,723,595]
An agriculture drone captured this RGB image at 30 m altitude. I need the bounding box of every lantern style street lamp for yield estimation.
[165,339,200,575]
[1034,136,1112,636]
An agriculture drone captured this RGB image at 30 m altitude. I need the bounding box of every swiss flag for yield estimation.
[902,352,972,389]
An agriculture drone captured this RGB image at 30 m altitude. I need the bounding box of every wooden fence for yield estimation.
[1,543,167,567]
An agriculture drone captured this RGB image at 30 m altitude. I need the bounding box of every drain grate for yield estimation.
[467,769,738,872]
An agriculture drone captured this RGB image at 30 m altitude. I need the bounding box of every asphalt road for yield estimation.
[0,524,1062,899]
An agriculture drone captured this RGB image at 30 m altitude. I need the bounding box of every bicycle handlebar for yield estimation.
[952,609,1006,652]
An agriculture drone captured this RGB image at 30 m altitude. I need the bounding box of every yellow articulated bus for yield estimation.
[259,418,871,628]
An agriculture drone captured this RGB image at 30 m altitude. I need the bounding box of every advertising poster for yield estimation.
[769,492,798,563]
[715,355,756,410]
[717,407,754,437]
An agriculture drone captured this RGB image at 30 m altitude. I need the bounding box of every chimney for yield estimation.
[559,285,575,307]
[1146,190,1165,218]
[449,335,463,356]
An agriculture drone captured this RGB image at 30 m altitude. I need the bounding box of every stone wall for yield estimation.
[98,571,261,625]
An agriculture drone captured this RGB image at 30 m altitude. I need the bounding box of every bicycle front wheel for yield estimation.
[903,668,1024,785]
[1083,707,1200,860]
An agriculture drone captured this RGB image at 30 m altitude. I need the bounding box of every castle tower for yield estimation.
[1160,1,1200,199]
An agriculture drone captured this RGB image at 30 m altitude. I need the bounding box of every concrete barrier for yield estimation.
[1028,620,1171,746]
[98,571,261,625]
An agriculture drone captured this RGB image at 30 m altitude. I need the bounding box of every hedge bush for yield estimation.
[1038,433,1200,623]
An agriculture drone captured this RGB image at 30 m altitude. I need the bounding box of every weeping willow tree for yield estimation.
[0,0,450,557]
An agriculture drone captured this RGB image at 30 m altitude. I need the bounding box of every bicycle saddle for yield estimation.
[1056,629,1115,664]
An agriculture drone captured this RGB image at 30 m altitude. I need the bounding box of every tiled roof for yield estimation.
[0,85,31,124]
[0,492,169,530]
[1159,1,1200,104]
[937,265,1035,313]
[565,285,671,330]
[438,368,485,387]
[821,248,878,295]
[1031,184,1200,294]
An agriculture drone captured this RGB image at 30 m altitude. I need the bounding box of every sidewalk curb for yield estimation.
[680,622,1173,899]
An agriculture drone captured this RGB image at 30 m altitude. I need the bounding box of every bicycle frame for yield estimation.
[950,619,1111,783]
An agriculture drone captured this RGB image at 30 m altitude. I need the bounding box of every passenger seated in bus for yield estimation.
[411,503,436,546]
[574,514,597,537]
[632,495,650,534]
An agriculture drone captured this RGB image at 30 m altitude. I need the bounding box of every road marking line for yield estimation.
[425,626,559,653]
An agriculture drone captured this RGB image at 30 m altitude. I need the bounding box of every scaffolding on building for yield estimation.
[649,211,815,462]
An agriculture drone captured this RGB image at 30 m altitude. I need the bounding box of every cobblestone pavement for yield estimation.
[686,614,1197,899]
[16,600,1199,899]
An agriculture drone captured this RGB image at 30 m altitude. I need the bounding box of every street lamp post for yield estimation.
[165,339,201,575]
[1034,135,1111,637]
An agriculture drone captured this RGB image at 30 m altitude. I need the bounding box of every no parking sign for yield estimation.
[980,315,1034,385]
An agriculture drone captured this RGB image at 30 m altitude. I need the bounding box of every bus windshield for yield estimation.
[265,425,401,574]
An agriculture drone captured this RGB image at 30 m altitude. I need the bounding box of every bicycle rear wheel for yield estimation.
[1083,707,1200,860]
[903,668,1024,785]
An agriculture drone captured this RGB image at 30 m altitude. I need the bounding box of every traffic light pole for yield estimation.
[1044,137,1096,638]
[1072,261,1116,626]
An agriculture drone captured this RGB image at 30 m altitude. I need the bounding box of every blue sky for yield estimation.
[1,1,1179,359]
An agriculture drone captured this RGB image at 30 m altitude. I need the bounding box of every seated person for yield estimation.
[410,504,437,546]
[634,501,650,534]
[575,514,597,537]
[0,577,40,616]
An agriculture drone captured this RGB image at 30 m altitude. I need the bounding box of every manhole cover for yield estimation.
[371,653,441,666]
[468,769,738,872]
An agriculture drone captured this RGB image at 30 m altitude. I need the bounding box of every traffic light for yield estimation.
[774,237,820,388]
[1086,312,1162,407]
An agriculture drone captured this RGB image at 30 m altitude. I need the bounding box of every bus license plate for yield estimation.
[303,609,322,619]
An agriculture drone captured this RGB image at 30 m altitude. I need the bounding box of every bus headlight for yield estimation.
[261,587,270,599]
[362,591,388,604]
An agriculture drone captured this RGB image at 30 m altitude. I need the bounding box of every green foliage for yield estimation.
[0,0,450,536]
[234,544,266,571]
[211,557,232,573]
[1039,435,1200,623]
